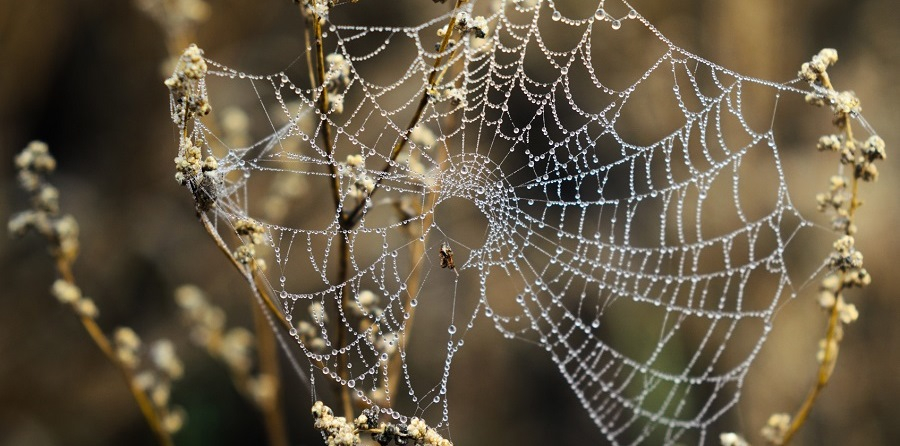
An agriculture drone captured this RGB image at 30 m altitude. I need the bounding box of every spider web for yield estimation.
[170,0,877,444]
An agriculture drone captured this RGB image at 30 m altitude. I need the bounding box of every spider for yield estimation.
[439,241,455,270]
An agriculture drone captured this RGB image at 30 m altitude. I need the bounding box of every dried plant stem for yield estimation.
[54,260,174,446]
[196,212,307,446]
[780,97,860,444]
[312,12,343,213]
[781,295,842,445]
[302,16,318,99]
[198,213,291,332]
[251,301,290,446]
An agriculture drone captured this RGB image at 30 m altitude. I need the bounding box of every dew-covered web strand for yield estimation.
[177,0,879,444]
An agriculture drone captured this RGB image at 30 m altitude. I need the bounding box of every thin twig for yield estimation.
[781,296,841,445]
[310,8,343,213]
[251,296,290,446]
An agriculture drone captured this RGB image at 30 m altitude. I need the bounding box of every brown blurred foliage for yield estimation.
[1,1,898,445]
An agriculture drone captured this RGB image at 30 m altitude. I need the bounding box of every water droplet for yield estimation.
[448,325,457,335]
[595,9,606,20]
[628,9,638,19]
[551,11,562,21]
[611,20,622,30]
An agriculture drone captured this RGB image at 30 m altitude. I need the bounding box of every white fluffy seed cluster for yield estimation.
[426,84,466,107]
[453,11,488,38]
[49,279,98,320]
[718,432,749,446]
[409,125,437,151]
[324,53,351,114]
[301,0,329,24]
[15,141,56,193]
[338,154,376,200]
[761,413,791,444]
[311,401,360,446]
[407,417,452,446]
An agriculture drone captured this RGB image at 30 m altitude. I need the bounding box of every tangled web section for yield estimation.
[173,1,867,444]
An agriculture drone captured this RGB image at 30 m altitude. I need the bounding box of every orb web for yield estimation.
[170,0,878,444]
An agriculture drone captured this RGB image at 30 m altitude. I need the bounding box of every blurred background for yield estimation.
[1,0,898,445]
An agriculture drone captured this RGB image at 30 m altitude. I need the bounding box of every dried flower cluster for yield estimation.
[165,44,211,128]
[801,47,882,337]
[167,45,221,211]
[136,0,210,44]
[233,218,268,266]
[311,401,452,446]
[9,141,79,263]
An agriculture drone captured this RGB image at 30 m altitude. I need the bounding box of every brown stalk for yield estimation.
[251,291,290,446]
[298,3,343,213]
[54,257,173,446]
[781,293,842,445]
[780,86,862,445]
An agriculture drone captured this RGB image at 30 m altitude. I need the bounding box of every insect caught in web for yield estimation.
[439,241,459,276]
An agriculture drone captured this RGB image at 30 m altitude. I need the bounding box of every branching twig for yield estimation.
[774,48,883,446]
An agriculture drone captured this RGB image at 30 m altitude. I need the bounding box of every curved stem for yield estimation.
[780,291,841,445]
[55,260,173,446]
[251,297,290,446]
